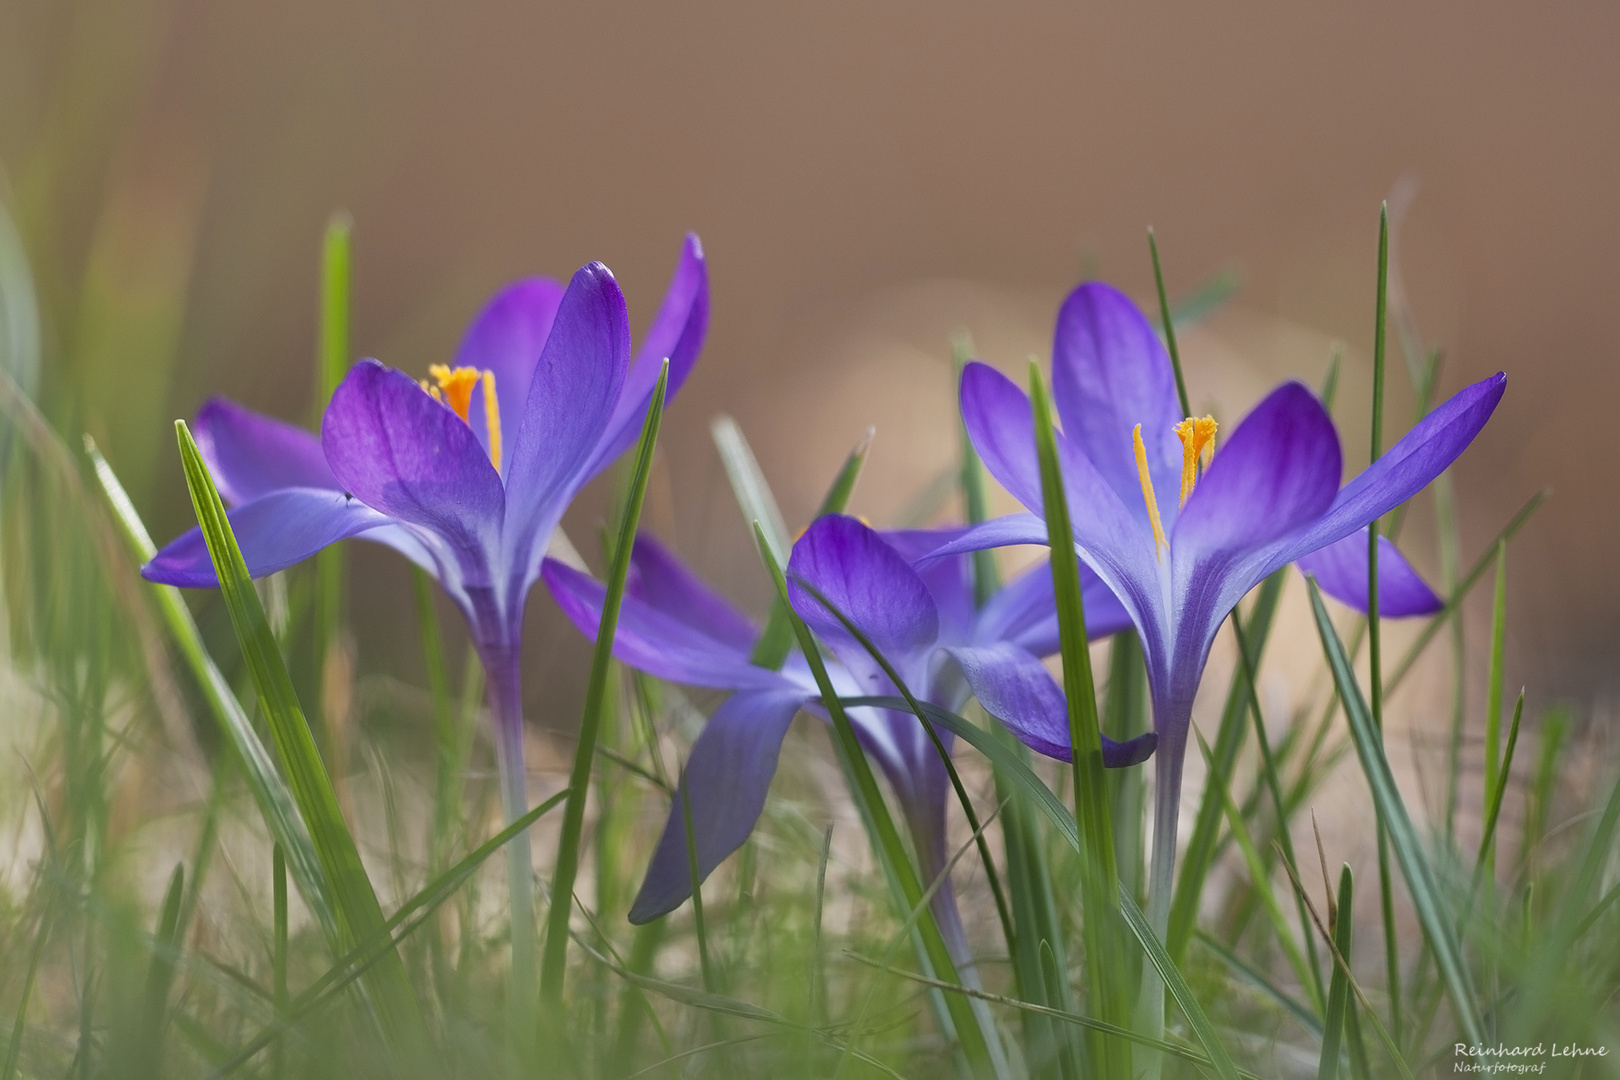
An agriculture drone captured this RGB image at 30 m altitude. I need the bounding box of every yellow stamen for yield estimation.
[1133,423,1168,560]
[482,370,502,473]
[427,363,483,423]
[1173,415,1219,506]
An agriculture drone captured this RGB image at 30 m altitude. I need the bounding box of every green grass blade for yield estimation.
[173,419,428,1062]
[1483,541,1508,876]
[541,363,669,1005]
[1518,704,1570,870]
[207,789,569,1079]
[136,863,186,1075]
[1029,361,1131,1075]
[1194,731,1315,1004]
[1117,888,1241,1080]
[316,213,352,408]
[1,890,54,1080]
[754,527,996,1077]
[1318,866,1354,1080]
[1195,931,1322,1037]
[1148,229,1194,418]
[1305,577,1483,1045]
[680,767,717,993]
[746,426,871,669]
[712,414,792,564]
[1477,691,1524,886]
[272,844,288,1080]
[84,436,339,946]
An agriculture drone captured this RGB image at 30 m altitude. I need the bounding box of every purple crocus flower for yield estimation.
[542,516,1153,969]
[931,281,1505,933]
[142,237,709,896]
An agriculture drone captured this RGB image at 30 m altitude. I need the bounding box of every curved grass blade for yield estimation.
[754,525,997,1077]
[737,423,871,669]
[541,362,669,1005]
[1029,361,1131,1076]
[1116,889,1242,1080]
[86,437,339,944]
[1318,866,1354,1080]
[207,789,569,1079]
[174,419,429,1064]
[1305,576,1484,1046]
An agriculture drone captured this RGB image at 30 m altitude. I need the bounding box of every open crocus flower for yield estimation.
[142,237,709,871]
[931,281,1505,931]
[542,516,1154,960]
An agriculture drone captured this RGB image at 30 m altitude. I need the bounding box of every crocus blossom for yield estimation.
[931,281,1505,930]
[542,517,1154,963]
[143,237,709,864]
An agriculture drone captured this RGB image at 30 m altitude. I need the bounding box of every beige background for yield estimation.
[3,0,1613,721]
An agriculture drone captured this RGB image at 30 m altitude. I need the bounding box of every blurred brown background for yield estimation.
[2,0,1613,722]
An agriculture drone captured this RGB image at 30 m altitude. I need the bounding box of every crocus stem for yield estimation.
[1141,719,1188,1080]
[485,652,536,1042]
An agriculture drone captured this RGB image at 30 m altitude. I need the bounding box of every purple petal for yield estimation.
[588,234,709,477]
[628,534,758,654]
[541,558,785,690]
[1171,382,1341,562]
[321,359,504,559]
[454,277,566,456]
[959,362,1165,654]
[920,513,1053,559]
[1265,373,1508,572]
[1295,528,1443,617]
[194,398,337,504]
[883,526,975,645]
[973,559,1134,656]
[786,516,939,676]
[945,643,1157,767]
[628,689,806,923]
[1050,282,1185,523]
[503,263,631,565]
[142,487,395,587]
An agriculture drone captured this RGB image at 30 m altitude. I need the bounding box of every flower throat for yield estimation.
[422,364,502,472]
[1132,415,1217,560]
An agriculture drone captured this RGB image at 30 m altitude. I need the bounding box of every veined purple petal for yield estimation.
[628,689,807,923]
[959,362,1166,657]
[455,277,566,456]
[321,359,505,559]
[194,398,337,504]
[945,643,1157,767]
[1263,372,1508,573]
[787,516,939,684]
[503,263,631,567]
[588,234,709,477]
[541,558,785,690]
[1172,382,1341,561]
[883,526,975,645]
[1050,282,1184,526]
[628,534,758,654]
[919,513,1053,560]
[142,487,395,587]
[973,559,1134,656]
[1296,528,1443,617]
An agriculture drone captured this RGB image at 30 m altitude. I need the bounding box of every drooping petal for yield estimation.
[142,487,396,587]
[502,263,631,571]
[920,512,1053,559]
[541,558,785,690]
[944,643,1157,766]
[1296,528,1443,617]
[587,234,709,477]
[321,359,505,561]
[194,398,338,504]
[973,559,1134,655]
[1171,382,1342,561]
[1262,372,1508,573]
[959,362,1166,655]
[1050,282,1184,524]
[454,277,566,454]
[628,689,807,923]
[786,516,939,689]
[627,534,758,654]
[882,526,975,645]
